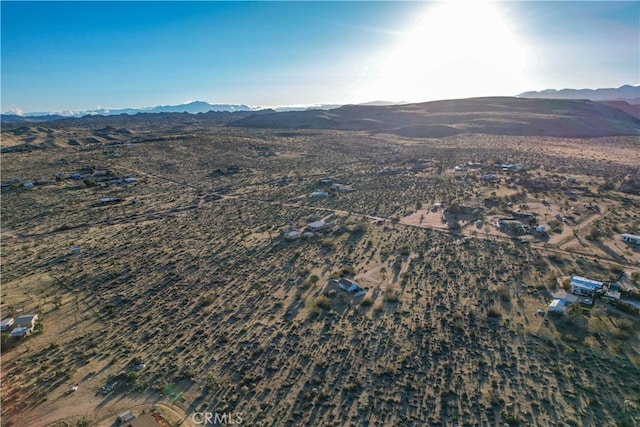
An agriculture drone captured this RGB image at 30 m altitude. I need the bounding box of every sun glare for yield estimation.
[360,1,530,103]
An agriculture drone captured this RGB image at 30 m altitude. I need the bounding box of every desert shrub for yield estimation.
[199,294,214,306]
[307,305,321,318]
[340,266,355,276]
[614,301,640,316]
[383,285,399,302]
[384,364,398,376]
[314,295,331,310]
[324,289,336,298]
[33,319,44,334]
[548,253,566,264]
[320,238,336,250]
[610,265,624,276]
[1,332,9,349]
[126,372,138,383]
[496,285,511,302]
[565,303,584,323]
[205,373,219,390]
[548,220,563,233]
[299,279,313,290]
[586,225,604,241]
[360,296,373,307]
[617,318,634,332]
[611,328,631,341]
[487,306,502,318]
[501,411,523,426]
[352,221,369,233]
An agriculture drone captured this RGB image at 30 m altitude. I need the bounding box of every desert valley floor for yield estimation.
[1,103,640,426]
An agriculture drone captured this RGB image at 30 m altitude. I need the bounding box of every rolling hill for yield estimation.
[230,97,640,138]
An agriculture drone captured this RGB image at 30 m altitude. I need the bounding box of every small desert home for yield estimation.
[338,278,359,292]
[548,292,578,315]
[284,230,301,240]
[9,314,39,337]
[621,233,640,245]
[307,220,329,232]
[570,276,603,297]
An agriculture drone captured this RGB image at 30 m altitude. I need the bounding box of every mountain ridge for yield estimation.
[230,96,640,138]
[518,84,640,103]
[3,97,638,139]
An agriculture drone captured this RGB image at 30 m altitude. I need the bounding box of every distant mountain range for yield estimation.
[6,101,252,119]
[2,98,638,143]
[1,85,640,128]
[0,100,409,123]
[518,84,639,103]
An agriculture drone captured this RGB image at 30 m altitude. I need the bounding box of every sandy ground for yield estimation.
[14,395,195,427]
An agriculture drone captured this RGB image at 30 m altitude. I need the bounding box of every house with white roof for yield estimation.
[570,276,603,297]
[307,220,329,232]
[621,233,640,245]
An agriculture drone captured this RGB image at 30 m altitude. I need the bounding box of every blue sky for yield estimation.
[1,1,638,113]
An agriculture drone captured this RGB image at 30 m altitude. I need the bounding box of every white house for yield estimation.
[331,183,355,192]
[307,221,329,232]
[570,276,603,297]
[285,231,301,240]
[535,225,546,233]
[621,234,640,245]
[338,278,359,292]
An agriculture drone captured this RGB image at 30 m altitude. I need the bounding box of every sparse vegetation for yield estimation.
[1,117,639,426]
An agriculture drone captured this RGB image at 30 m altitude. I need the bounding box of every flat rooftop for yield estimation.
[570,276,603,289]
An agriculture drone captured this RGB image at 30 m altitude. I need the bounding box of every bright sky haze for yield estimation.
[1,1,639,114]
